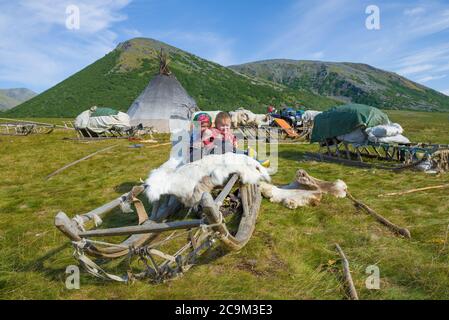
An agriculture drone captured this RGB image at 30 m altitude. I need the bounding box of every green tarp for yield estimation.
[91,107,119,117]
[310,104,390,143]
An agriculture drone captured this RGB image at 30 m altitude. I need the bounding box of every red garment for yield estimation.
[210,127,237,147]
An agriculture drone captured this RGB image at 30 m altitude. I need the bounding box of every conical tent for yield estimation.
[127,50,198,132]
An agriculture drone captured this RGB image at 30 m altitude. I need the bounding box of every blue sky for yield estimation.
[1,0,449,96]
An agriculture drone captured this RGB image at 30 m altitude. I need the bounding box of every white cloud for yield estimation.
[404,7,425,16]
[310,51,325,60]
[440,89,449,96]
[417,75,446,83]
[122,28,142,38]
[0,0,132,92]
[392,44,449,86]
[252,0,356,61]
[396,64,434,76]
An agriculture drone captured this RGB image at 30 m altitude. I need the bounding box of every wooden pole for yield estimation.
[45,144,119,180]
[347,192,411,238]
[78,219,202,238]
[335,244,359,300]
[378,184,449,198]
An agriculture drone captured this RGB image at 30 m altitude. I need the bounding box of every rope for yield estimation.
[72,240,127,282]
[91,213,103,227]
[73,215,86,232]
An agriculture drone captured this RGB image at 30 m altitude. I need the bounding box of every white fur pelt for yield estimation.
[229,108,269,128]
[302,110,322,123]
[145,153,270,207]
[260,169,347,209]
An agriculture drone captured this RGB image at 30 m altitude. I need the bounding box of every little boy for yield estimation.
[211,112,270,167]
[210,112,238,152]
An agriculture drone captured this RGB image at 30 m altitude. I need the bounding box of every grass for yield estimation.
[0,111,449,300]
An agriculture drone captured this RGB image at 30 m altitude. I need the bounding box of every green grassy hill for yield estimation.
[5,39,337,118]
[230,60,449,111]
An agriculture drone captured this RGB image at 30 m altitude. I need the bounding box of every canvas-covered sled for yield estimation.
[54,161,263,283]
[69,107,152,140]
[306,104,449,173]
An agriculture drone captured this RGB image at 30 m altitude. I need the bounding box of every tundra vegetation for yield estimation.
[0,110,449,299]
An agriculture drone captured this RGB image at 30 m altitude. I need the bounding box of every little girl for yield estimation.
[191,113,214,149]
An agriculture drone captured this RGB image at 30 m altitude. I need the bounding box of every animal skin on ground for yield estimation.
[260,169,347,209]
[145,153,270,207]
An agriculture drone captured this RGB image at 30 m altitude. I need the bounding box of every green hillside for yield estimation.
[0,88,36,111]
[230,59,449,111]
[6,39,337,117]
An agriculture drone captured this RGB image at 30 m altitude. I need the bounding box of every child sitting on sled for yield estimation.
[191,112,269,167]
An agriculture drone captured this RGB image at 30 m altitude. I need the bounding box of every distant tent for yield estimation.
[74,106,131,136]
[127,50,198,133]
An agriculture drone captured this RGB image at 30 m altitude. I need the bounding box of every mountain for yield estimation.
[0,88,36,111]
[6,39,337,117]
[229,59,449,111]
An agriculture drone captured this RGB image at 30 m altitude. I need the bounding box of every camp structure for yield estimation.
[0,118,56,136]
[127,50,198,133]
[305,104,449,173]
[73,106,134,139]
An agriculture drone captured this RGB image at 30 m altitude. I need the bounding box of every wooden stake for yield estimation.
[45,144,119,180]
[378,184,449,197]
[347,192,411,238]
[335,244,359,300]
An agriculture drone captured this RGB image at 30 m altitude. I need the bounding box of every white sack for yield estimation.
[365,123,403,138]
[337,128,367,144]
[368,133,410,144]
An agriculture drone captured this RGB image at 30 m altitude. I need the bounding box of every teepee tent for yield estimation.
[127,50,198,133]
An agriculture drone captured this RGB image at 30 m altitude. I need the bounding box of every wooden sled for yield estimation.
[234,122,311,144]
[0,122,55,136]
[54,173,261,283]
[305,140,449,173]
[62,121,154,142]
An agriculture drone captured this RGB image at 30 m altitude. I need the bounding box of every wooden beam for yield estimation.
[335,244,359,300]
[78,219,203,238]
[347,192,411,238]
[45,144,119,180]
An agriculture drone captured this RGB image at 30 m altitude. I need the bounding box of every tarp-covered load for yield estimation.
[75,106,131,135]
[310,104,390,143]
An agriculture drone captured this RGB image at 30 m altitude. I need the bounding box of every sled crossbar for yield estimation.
[78,219,203,238]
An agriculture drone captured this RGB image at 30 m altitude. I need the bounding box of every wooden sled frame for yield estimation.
[54,173,261,282]
[0,122,55,136]
[306,140,449,172]
[234,123,312,144]
[62,121,154,142]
